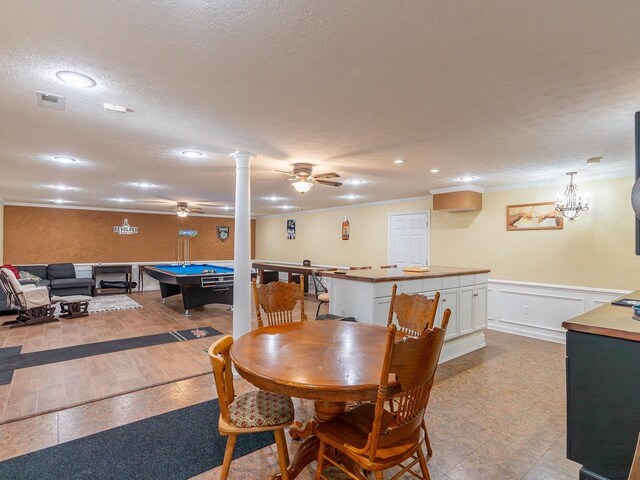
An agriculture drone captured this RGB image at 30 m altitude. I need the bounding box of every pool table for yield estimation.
[143,264,234,315]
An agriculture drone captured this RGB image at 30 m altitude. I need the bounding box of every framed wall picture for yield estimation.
[506,202,563,231]
[287,219,296,239]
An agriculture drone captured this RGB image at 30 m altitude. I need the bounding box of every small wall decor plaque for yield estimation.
[113,218,138,235]
[216,225,230,242]
[179,229,198,237]
[287,219,296,240]
[506,202,563,231]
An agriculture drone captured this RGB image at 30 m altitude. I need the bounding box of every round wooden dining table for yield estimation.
[230,320,390,480]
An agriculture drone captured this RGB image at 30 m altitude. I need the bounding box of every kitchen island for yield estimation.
[322,266,490,362]
[562,294,640,480]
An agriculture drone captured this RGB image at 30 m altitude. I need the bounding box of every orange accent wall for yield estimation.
[3,206,255,264]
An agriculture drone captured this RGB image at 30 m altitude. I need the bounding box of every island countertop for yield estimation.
[562,290,640,342]
[320,265,490,283]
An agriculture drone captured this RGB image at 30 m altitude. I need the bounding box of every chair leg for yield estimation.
[274,429,290,480]
[315,441,327,479]
[416,447,431,480]
[316,301,322,319]
[220,434,237,480]
[375,471,384,479]
[423,419,433,456]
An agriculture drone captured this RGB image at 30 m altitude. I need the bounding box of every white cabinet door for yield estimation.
[388,212,430,268]
[458,286,474,335]
[438,288,459,339]
[374,297,391,327]
[473,285,488,330]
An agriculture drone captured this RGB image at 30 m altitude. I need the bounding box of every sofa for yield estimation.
[0,263,95,312]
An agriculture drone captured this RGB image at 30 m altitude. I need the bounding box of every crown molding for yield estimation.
[429,185,485,195]
[483,169,634,193]
[258,194,433,218]
[2,202,250,219]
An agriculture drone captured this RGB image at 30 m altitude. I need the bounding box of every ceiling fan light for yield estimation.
[292,179,313,193]
[176,209,190,218]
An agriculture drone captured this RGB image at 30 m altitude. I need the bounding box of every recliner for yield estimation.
[0,268,59,328]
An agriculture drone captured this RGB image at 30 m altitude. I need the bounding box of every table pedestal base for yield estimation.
[271,400,347,480]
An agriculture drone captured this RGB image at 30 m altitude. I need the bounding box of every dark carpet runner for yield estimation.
[0,326,222,385]
[0,399,275,479]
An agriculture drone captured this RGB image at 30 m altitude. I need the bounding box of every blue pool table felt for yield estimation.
[155,264,234,275]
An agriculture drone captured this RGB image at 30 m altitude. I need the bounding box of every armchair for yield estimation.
[0,268,59,328]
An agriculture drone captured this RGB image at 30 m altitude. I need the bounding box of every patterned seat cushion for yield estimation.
[228,390,294,428]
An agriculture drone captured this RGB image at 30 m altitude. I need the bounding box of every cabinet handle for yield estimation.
[473,293,479,297]
[442,299,446,302]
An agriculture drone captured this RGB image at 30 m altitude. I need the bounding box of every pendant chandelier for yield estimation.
[555,172,589,222]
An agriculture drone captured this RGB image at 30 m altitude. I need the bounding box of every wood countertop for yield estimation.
[562,290,640,342]
[320,265,490,283]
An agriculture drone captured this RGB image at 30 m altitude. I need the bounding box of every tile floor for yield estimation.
[0,291,580,479]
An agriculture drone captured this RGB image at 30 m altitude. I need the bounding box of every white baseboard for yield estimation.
[487,279,630,344]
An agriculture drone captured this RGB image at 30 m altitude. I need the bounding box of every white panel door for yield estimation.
[459,286,474,335]
[473,285,488,330]
[388,212,429,268]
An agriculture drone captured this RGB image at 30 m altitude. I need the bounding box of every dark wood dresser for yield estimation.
[563,295,640,480]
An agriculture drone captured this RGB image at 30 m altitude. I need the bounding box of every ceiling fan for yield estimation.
[276,163,342,194]
[174,201,204,218]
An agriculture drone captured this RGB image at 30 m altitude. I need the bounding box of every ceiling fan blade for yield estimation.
[275,170,297,177]
[313,172,340,179]
[190,208,205,213]
[315,179,343,187]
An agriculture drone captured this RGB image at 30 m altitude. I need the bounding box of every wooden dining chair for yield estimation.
[252,278,307,328]
[349,266,372,270]
[315,311,451,480]
[209,335,294,480]
[387,284,441,335]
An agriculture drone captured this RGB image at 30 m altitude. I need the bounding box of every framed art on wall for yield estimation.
[287,219,296,239]
[506,202,563,231]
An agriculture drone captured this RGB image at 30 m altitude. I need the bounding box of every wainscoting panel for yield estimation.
[488,279,630,343]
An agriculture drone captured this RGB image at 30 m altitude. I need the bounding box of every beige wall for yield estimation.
[256,176,640,290]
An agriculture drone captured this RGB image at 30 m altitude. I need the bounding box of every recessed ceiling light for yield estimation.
[52,199,69,204]
[131,182,156,188]
[458,176,477,182]
[221,206,233,210]
[181,150,204,158]
[55,70,96,88]
[265,196,281,201]
[49,185,74,190]
[52,156,77,164]
[586,157,603,165]
[347,179,366,185]
[430,169,440,173]
[343,194,360,200]
[280,205,294,209]
[111,198,131,203]
[394,159,406,164]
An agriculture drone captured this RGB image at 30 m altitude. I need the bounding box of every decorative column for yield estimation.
[230,150,256,339]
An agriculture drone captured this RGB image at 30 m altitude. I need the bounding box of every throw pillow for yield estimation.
[19,271,41,287]
[1,264,20,279]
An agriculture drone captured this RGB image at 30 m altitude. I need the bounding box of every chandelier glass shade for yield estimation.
[176,208,190,218]
[292,179,313,193]
[555,172,589,222]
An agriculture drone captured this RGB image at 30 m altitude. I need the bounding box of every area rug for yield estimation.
[54,295,142,315]
[0,326,222,386]
[0,399,275,480]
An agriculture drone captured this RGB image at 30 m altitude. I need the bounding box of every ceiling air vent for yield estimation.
[35,91,66,111]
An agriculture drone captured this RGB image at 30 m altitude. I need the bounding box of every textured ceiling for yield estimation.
[0,1,639,216]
